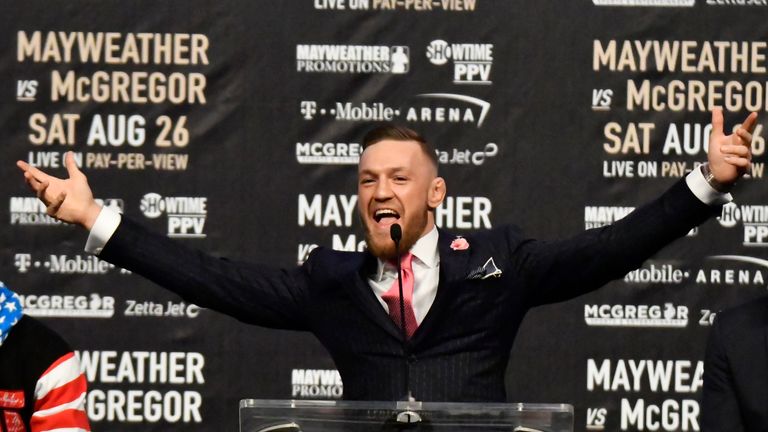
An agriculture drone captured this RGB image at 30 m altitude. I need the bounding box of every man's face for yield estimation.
[358,139,445,260]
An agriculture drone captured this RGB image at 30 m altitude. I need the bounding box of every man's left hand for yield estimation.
[709,108,758,186]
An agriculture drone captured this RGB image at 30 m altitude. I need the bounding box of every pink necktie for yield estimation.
[382,253,418,339]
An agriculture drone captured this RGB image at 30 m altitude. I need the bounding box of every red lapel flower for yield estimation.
[450,237,469,251]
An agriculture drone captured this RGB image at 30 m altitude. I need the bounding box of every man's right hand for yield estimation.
[17,151,102,230]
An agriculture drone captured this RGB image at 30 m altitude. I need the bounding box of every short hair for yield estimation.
[362,124,439,171]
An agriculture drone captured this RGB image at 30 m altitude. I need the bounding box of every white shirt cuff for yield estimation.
[84,206,122,255]
[685,164,733,206]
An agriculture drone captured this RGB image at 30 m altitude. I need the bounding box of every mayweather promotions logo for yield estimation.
[291,369,343,399]
[296,45,409,74]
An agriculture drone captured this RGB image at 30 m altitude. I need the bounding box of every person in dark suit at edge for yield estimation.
[701,295,768,431]
[17,108,756,402]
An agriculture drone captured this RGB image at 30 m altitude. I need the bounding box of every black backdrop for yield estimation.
[2,1,767,430]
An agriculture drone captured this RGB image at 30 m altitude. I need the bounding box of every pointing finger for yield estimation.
[742,112,758,134]
[17,161,51,184]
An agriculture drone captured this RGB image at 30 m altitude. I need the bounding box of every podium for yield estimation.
[240,399,573,432]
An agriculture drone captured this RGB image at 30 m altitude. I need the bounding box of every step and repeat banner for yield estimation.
[1,1,767,430]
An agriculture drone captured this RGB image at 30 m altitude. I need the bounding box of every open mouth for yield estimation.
[373,208,400,223]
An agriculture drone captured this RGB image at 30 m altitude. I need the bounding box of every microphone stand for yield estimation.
[390,224,414,402]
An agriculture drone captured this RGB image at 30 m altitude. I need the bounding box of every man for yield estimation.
[0,281,91,432]
[17,108,756,402]
[701,296,768,431]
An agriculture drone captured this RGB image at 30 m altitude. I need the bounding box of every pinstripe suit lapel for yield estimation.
[411,230,470,342]
[339,253,403,340]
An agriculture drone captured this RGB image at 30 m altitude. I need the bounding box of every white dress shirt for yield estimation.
[368,226,440,325]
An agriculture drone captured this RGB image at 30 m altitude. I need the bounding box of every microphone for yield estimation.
[389,224,414,402]
[390,223,402,244]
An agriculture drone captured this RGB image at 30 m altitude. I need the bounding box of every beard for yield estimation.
[363,212,428,261]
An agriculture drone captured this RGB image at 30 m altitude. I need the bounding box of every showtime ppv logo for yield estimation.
[296,44,409,74]
[20,293,115,318]
[426,40,494,84]
[291,369,343,399]
[718,202,768,246]
[140,193,207,238]
[584,303,689,328]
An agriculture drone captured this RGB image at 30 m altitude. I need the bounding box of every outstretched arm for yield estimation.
[17,151,311,329]
[521,109,758,305]
[16,151,102,230]
[708,108,757,189]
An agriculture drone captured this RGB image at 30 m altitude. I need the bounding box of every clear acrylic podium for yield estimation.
[240,399,573,432]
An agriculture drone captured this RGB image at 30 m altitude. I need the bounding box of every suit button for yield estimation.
[408,355,418,364]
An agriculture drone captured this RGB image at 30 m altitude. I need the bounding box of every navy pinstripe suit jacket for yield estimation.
[100,179,716,401]
[702,296,768,431]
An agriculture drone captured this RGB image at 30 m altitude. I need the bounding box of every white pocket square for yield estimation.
[466,257,502,280]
